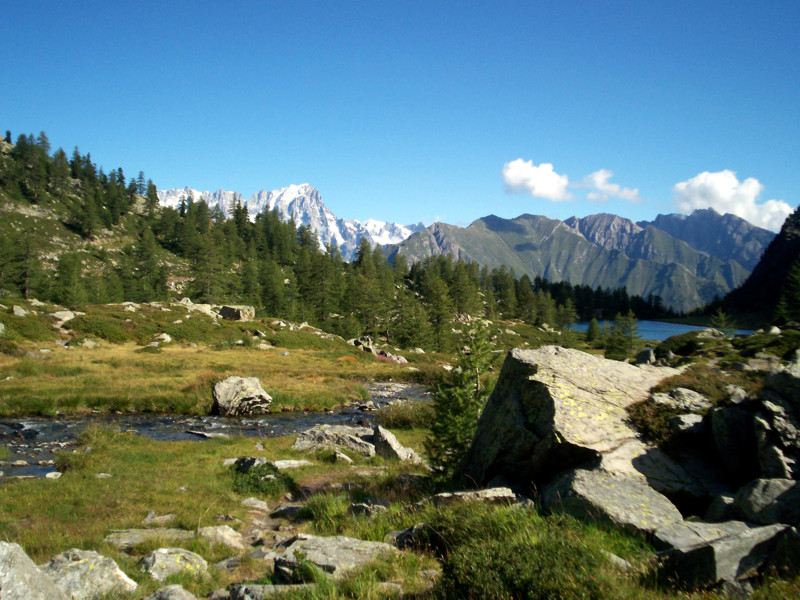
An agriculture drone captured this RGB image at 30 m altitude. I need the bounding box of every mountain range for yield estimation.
[386,210,775,313]
[158,183,776,313]
[157,184,424,261]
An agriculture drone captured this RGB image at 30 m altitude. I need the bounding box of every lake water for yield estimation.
[570,320,754,342]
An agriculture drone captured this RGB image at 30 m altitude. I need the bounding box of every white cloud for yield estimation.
[673,170,792,231]
[502,159,571,201]
[583,169,642,203]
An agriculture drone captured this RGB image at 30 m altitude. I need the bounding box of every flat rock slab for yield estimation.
[456,346,695,499]
[541,468,683,538]
[274,534,396,583]
[104,528,195,551]
[0,541,68,600]
[292,424,375,457]
[429,487,518,507]
[40,548,137,599]
[653,520,754,552]
[271,460,313,470]
[199,525,246,551]
[140,548,209,582]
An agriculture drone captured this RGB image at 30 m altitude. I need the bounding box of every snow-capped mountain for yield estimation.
[157,183,423,261]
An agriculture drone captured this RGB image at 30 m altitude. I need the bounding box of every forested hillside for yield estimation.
[0,131,673,350]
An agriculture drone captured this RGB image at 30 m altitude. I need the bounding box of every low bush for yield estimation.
[66,314,129,343]
[230,459,298,498]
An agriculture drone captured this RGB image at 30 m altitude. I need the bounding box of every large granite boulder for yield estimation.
[273,534,396,583]
[212,376,272,416]
[455,347,699,503]
[139,548,209,582]
[40,548,137,599]
[0,542,68,600]
[734,478,800,526]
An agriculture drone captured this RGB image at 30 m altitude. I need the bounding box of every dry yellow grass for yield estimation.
[0,341,423,415]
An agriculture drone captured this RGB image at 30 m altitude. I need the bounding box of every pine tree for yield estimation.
[605,310,640,361]
[586,317,602,344]
[425,322,492,478]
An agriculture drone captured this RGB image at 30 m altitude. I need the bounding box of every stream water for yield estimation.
[0,382,431,481]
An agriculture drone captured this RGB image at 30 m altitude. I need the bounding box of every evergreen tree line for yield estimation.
[1,131,673,350]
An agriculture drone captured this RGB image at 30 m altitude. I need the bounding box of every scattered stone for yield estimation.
[219,305,255,321]
[103,528,195,551]
[242,497,270,512]
[228,584,315,599]
[41,548,137,599]
[0,322,4,336]
[11,460,27,467]
[348,503,388,518]
[198,525,246,551]
[95,473,112,479]
[601,549,633,571]
[334,450,353,464]
[154,333,172,343]
[273,534,396,583]
[271,460,313,470]
[0,541,68,600]
[768,326,782,336]
[12,305,28,317]
[212,376,272,417]
[45,471,62,480]
[635,347,656,365]
[50,310,75,325]
[80,339,100,349]
[652,388,713,413]
[143,511,177,526]
[372,425,424,464]
[143,585,199,600]
[139,548,209,582]
[668,413,706,436]
[187,430,229,439]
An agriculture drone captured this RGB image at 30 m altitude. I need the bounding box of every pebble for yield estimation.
[45,472,62,479]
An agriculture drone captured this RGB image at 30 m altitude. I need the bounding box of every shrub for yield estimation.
[0,338,22,356]
[230,459,298,498]
[66,314,129,343]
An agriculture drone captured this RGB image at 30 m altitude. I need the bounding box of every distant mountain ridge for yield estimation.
[639,208,775,271]
[387,210,775,313]
[157,183,423,261]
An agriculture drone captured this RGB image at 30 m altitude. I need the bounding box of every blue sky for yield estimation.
[4,1,798,230]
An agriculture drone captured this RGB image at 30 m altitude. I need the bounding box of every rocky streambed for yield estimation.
[0,382,430,481]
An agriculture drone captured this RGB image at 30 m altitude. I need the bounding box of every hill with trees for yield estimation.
[0,130,675,352]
